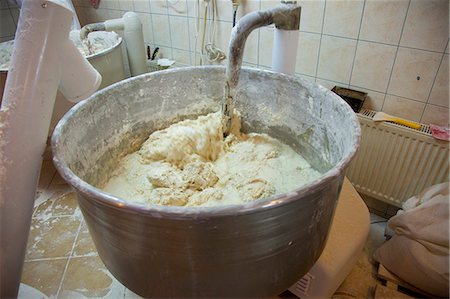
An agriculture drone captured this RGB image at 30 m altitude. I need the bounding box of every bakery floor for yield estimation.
[20,150,390,299]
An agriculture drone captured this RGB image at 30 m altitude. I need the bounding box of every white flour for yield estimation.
[103,111,321,207]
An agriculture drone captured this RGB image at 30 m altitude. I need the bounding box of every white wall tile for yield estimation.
[322,0,364,39]
[171,48,191,65]
[421,104,450,126]
[236,0,260,20]
[296,73,316,84]
[119,0,135,11]
[208,0,260,24]
[316,78,337,90]
[388,47,442,102]
[0,10,16,38]
[350,41,396,92]
[152,45,171,59]
[99,0,120,10]
[186,0,197,17]
[297,0,325,33]
[359,0,409,45]
[429,54,449,108]
[166,0,188,16]
[150,0,168,14]
[133,0,151,13]
[295,32,320,76]
[400,0,449,52]
[188,18,201,53]
[212,21,232,58]
[317,35,357,83]
[260,0,280,10]
[382,95,425,121]
[190,50,202,66]
[152,14,171,46]
[242,29,259,65]
[258,26,274,67]
[215,0,236,22]
[136,13,153,44]
[351,86,385,111]
[108,10,124,19]
[169,15,190,50]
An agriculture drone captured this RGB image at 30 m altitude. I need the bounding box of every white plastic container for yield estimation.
[0,30,127,131]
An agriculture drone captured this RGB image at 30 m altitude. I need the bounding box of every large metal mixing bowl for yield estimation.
[52,66,360,298]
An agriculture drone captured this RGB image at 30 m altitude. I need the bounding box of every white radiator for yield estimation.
[346,109,449,207]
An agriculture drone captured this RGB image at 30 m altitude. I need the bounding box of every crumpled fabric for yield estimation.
[373,182,449,297]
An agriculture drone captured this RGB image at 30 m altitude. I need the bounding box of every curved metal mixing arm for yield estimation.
[223,3,301,130]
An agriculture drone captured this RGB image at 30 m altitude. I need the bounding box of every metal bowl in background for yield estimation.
[0,32,126,131]
[51,66,360,298]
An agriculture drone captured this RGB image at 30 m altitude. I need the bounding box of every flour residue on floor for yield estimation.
[103,111,321,207]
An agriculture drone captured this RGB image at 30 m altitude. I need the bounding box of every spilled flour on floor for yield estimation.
[103,111,321,207]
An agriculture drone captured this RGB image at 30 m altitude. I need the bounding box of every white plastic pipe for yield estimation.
[271,28,300,76]
[0,0,101,297]
[105,12,147,76]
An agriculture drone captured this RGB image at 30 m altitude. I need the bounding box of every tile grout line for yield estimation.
[313,0,327,83]
[348,0,366,89]
[419,51,447,122]
[185,0,193,65]
[148,0,157,52]
[24,256,69,263]
[256,0,261,68]
[164,0,175,59]
[380,0,411,112]
[55,219,83,298]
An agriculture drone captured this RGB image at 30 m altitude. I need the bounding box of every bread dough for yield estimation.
[103,111,321,207]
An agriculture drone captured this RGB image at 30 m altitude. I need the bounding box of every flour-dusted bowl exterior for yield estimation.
[51,66,360,297]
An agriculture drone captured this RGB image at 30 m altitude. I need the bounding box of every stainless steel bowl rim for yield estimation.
[51,66,361,218]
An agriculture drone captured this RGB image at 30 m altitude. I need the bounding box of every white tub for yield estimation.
[0,31,127,132]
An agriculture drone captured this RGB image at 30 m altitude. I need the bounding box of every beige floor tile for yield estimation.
[37,160,56,191]
[73,222,98,257]
[59,256,125,298]
[34,191,79,219]
[26,216,81,260]
[21,258,67,297]
[48,171,70,190]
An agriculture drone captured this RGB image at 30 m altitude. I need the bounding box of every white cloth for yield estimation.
[373,182,449,297]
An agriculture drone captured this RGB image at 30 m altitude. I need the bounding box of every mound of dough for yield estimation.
[103,112,321,207]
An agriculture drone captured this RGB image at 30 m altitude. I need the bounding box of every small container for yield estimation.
[331,86,367,113]
[146,59,175,72]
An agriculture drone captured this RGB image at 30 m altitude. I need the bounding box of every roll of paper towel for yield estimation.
[271,28,299,76]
